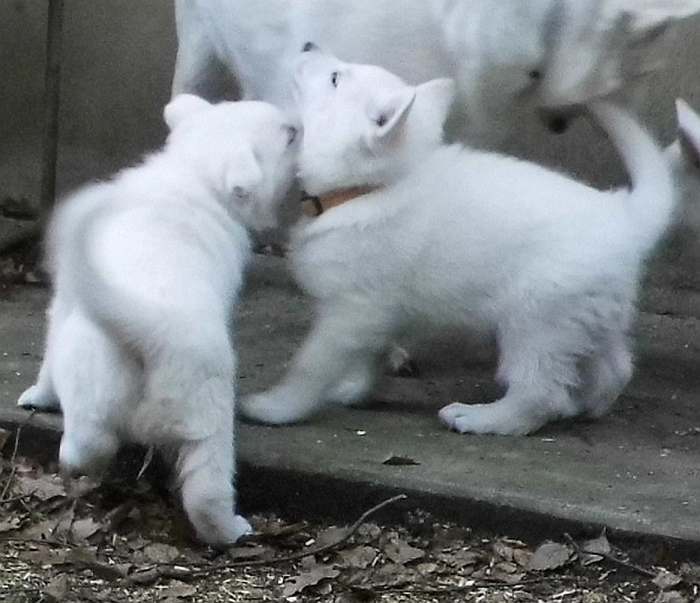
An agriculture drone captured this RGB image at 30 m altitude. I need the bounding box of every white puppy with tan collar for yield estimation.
[241,50,675,436]
[17,96,299,545]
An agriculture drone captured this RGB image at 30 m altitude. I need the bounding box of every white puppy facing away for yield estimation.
[173,0,700,147]
[17,96,299,545]
[241,50,675,436]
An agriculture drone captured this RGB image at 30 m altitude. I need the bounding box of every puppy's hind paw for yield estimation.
[232,514,253,540]
[240,390,311,425]
[17,385,60,412]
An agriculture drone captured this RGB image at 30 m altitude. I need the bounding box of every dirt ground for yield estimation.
[1,423,699,603]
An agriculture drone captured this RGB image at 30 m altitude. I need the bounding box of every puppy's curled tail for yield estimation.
[588,100,675,251]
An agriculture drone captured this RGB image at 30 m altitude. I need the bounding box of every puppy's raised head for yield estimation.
[293,48,455,195]
[163,95,300,231]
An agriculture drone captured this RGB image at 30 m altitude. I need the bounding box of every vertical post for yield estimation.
[39,0,64,216]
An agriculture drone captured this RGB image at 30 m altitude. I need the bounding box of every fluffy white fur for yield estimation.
[241,51,675,436]
[17,96,298,545]
[667,99,700,234]
[172,0,698,147]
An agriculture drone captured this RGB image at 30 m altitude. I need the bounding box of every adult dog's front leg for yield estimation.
[242,307,389,425]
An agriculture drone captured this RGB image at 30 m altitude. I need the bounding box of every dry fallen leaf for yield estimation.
[71,516,104,542]
[158,580,197,600]
[382,456,420,466]
[527,542,574,572]
[281,564,340,597]
[15,473,66,501]
[654,591,688,603]
[0,515,23,533]
[493,540,515,562]
[580,532,612,566]
[384,538,425,565]
[143,542,182,564]
[653,569,683,591]
[43,574,69,602]
[338,545,378,569]
[439,548,480,568]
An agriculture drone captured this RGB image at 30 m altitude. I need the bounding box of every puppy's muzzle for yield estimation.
[538,105,584,135]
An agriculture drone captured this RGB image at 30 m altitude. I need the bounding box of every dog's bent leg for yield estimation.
[327,353,382,406]
[580,331,633,418]
[440,319,583,435]
[242,306,391,424]
[177,419,252,547]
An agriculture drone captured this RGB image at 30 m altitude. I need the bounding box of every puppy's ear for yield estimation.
[164,94,212,130]
[677,99,700,170]
[366,88,416,147]
[414,78,456,134]
[225,148,263,203]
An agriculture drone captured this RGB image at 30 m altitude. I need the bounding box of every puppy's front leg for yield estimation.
[242,306,390,424]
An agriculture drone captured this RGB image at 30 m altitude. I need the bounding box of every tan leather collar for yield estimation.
[302,186,378,217]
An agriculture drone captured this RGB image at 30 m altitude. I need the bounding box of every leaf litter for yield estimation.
[1,447,698,602]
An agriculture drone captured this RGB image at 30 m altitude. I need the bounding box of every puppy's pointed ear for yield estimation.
[164,94,212,130]
[366,88,416,147]
[414,78,456,133]
[226,148,264,203]
[677,99,700,170]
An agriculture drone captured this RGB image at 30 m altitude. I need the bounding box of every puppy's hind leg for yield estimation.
[440,321,582,435]
[140,334,250,546]
[579,332,633,419]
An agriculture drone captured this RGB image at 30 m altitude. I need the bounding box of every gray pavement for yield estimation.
[1,255,699,544]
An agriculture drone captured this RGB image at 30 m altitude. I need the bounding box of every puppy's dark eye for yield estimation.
[286,126,298,146]
[330,71,340,88]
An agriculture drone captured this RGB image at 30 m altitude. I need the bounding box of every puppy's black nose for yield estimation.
[547,115,569,135]
[302,41,318,53]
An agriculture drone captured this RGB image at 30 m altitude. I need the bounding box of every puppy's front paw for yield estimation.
[438,402,532,436]
[240,389,308,425]
[17,385,60,412]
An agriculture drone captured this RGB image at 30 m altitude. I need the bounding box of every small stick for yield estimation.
[129,494,407,584]
[0,411,36,502]
[564,533,656,579]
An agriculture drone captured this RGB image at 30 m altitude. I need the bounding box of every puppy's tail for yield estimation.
[589,100,675,251]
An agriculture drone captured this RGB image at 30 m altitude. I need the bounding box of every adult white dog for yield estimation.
[17,96,299,545]
[173,0,700,148]
[240,50,675,435]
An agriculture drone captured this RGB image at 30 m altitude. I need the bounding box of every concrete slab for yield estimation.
[1,256,699,545]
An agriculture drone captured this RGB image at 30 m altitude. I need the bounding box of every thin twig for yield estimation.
[129,494,407,584]
[0,410,36,501]
[564,533,655,578]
